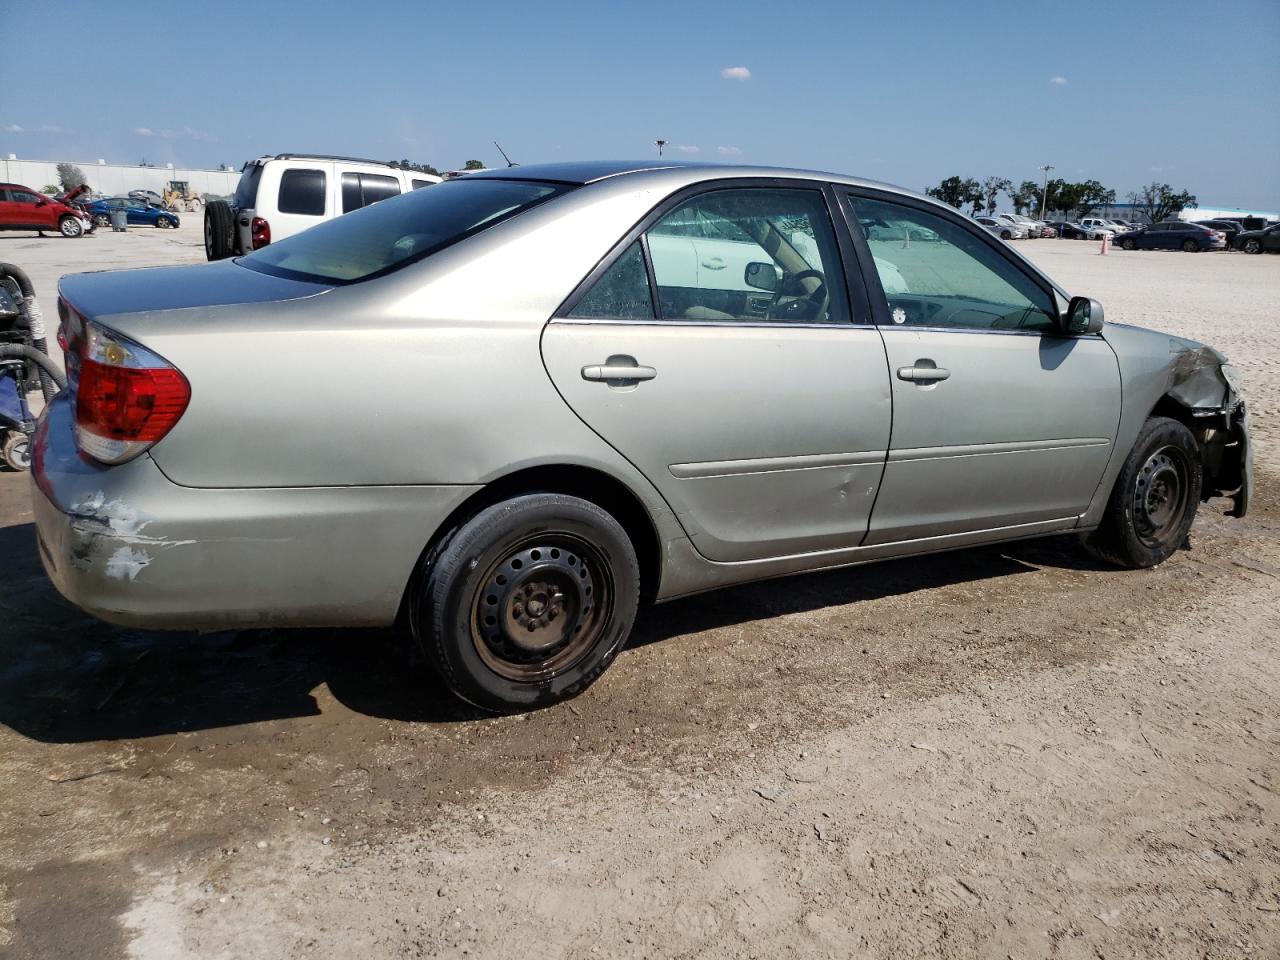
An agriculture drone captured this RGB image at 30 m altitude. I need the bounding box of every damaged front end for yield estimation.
[1165,346,1252,518]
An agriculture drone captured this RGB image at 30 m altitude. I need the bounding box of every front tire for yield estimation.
[1122,237,1137,251]
[412,494,640,712]
[58,216,83,238]
[1242,239,1262,254]
[1082,417,1201,569]
[2,432,30,471]
[94,213,110,227]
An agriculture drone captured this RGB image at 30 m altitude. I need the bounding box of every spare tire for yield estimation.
[204,201,235,261]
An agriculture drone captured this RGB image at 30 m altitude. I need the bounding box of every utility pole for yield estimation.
[655,139,667,159]
[1039,164,1054,220]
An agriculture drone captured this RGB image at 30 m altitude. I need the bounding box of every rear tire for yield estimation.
[204,201,234,261]
[1122,237,1136,251]
[1243,239,1262,254]
[1081,417,1201,569]
[58,216,83,238]
[411,494,640,713]
[1182,239,1198,252]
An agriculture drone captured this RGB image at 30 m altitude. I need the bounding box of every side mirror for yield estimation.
[35,198,48,207]
[744,261,780,292]
[1064,296,1105,335]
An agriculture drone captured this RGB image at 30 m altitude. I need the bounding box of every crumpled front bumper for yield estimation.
[1229,401,1253,519]
[31,395,479,629]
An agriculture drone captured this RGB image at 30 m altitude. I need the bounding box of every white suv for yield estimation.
[1079,217,1119,236]
[204,154,441,261]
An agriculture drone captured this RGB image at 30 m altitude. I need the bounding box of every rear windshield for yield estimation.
[239,178,570,284]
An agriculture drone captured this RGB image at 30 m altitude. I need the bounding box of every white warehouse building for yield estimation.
[1,155,240,197]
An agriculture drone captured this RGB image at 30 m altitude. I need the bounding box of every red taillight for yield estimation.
[251,216,271,249]
[73,323,190,464]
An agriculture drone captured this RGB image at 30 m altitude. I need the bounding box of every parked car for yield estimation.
[1233,222,1280,254]
[0,183,90,237]
[1118,221,1226,252]
[87,197,181,229]
[1046,221,1101,240]
[34,161,1252,712]
[204,153,443,261]
[1038,225,1058,238]
[998,213,1045,237]
[974,216,1024,239]
[52,184,98,234]
[1076,218,1117,238]
[1195,219,1246,246]
[128,190,166,208]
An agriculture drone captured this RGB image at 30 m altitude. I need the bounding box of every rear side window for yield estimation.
[411,179,434,190]
[242,178,570,284]
[278,169,326,216]
[342,173,401,212]
[569,242,654,319]
[233,164,263,209]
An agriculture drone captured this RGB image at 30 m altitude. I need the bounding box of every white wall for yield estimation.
[0,157,240,197]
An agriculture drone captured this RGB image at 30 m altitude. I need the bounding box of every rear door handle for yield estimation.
[582,356,657,383]
[896,363,951,383]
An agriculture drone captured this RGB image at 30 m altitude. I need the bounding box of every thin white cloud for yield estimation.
[134,125,214,142]
[676,145,700,154]
[3,124,23,133]
[720,66,751,81]
[716,146,742,157]
[1049,75,1067,86]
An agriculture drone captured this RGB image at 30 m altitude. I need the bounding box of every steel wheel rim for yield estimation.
[5,436,30,470]
[1133,445,1191,549]
[1245,240,1260,254]
[470,534,613,682]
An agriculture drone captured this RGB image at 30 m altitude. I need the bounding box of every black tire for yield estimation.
[58,215,83,238]
[204,201,234,261]
[1242,239,1262,255]
[94,214,110,227]
[412,494,641,712]
[1182,239,1199,252]
[1000,230,1012,240]
[1122,237,1137,251]
[1082,417,1202,569]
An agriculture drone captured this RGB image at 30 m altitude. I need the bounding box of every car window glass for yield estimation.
[645,188,849,324]
[411,179,433,190]
[360,175,400,206]
[569,241,654,320]
[341,172,362,214]
[12,190,38,204]
[278,169,326,216]
[849,194,1057,333]
[242,178,568,284]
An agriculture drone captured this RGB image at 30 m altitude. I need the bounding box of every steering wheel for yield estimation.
[767,269,829,322]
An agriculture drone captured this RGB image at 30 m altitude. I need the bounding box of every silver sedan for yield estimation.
[33,161,1252,711]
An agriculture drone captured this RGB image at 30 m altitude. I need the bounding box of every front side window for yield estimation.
[242,177,569,284]
[278,168,326,216]
[645,188,849,324]
[848,194,1057,332]
[11,190,39,204]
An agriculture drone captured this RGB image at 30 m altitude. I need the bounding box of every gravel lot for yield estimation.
[1,225,1277,959]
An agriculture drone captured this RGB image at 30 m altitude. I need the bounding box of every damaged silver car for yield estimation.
[31,161,1252,712]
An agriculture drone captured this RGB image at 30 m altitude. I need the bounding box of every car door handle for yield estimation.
[700,256,726,270]
[897,364,951,383]
[582,358,657,383]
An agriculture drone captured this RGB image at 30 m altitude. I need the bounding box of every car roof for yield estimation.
[462,159,905,193]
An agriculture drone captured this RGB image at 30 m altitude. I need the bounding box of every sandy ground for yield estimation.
[0,228,1278,959]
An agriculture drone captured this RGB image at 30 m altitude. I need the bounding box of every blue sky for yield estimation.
[3,0,1278,208]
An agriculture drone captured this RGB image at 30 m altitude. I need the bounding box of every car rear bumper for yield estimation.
[31,395,479,629]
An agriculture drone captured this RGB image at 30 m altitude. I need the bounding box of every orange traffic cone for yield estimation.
[1100,233,1109,255]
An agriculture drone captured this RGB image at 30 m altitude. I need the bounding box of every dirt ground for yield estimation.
[1,228,1277,959]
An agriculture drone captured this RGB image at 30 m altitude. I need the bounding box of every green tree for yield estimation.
[1135,182,1197,224]
[56,163,86,191]
[463,159,485,170]
[926,175,981,212]
[979,176,1012,215]
[1075,180,1116,217]
[1010,180,1041,216]
[388,158,441,177]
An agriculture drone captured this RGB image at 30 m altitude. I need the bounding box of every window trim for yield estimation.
[835,187,1075,338]
[554,177,873,327]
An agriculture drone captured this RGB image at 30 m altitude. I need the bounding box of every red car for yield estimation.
[0,183,89,237]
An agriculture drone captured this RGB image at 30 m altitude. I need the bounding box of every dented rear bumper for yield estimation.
[31,395,478,629]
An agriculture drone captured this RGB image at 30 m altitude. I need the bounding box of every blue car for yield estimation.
[87,197,180,229]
